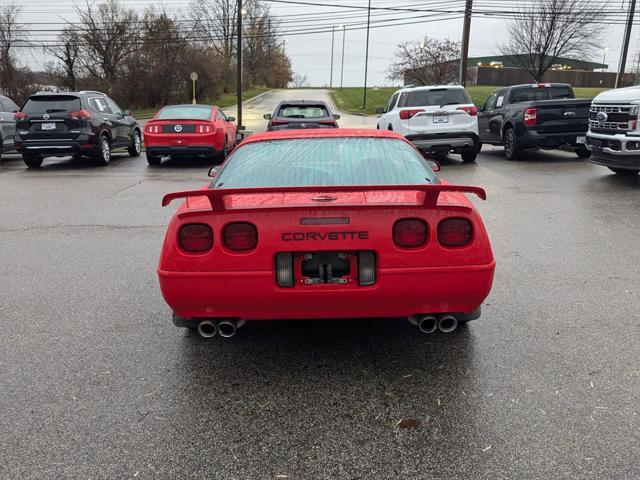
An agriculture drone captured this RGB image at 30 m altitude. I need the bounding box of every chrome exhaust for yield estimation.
[416,314,438,334]
[217,319,238,338]
[437,315,458,333]
[197,320,218,338]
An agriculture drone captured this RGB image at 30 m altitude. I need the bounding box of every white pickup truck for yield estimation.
[586,86,640,175]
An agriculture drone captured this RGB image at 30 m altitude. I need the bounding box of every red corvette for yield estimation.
[144,104,237,165]
[158,129,495,338]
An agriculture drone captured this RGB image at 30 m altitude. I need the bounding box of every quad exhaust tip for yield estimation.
[410,314,458,334]
[197,320,218,338]
[437,315,458,333]
[217,320,238,338]
[416,315,438,334]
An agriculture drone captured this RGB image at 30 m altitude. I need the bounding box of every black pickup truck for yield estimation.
[477,83,592,160]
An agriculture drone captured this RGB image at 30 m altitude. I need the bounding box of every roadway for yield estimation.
[1,89,639,479]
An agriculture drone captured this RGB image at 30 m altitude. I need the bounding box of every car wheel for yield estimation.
[217,138,228,162]
[146,152,162,165]
[576,147,591,159]
[608,167,639,175]
[95,135,111,166]
[23,153,43,168]
[461,150,477,163]
[128,130,142,157]
[503,128,521,161]
[476,142,483,152]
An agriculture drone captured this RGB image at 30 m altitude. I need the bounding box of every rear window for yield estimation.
[22,96,81,114]
[277,105,329,119]
[398,89,472,108]
[156,106,212,120]
[510,86,573,103]
[213,137,437,188]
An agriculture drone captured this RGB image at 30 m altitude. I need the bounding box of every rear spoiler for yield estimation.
[162,184,486,211]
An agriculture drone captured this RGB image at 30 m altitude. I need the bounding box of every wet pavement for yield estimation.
[1,90,639,479]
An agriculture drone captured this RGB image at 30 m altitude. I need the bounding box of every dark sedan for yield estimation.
[263,100,340,131]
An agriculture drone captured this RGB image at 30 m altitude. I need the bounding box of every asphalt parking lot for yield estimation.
[1,126,639,478]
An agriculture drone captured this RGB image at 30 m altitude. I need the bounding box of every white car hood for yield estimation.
[593,86,640,104]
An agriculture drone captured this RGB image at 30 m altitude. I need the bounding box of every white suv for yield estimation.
[376,85,479,162]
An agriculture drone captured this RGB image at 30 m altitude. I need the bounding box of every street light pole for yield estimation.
[330,25,335,88]
[340,25,346,89]
[362,0,372,109]
[236,0,243,129]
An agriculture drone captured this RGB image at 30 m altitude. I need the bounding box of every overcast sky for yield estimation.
[10,0,640,87]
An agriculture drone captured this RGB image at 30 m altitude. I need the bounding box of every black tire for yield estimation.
[128,130,142,157]
[503,127,521,161]
[608,167,639,175]
[94,135,111,166]
[461,150,477,163]
[476,142,483,152]
[576,147,591,159]
[23,153,43,168]
[146,152,162,165]
[216,138,228,162]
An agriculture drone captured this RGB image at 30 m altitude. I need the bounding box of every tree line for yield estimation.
[0,0,292,107]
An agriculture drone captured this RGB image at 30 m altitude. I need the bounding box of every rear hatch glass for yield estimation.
[20,96,83,138]
[509,87,573,102]
[398,89,472,108]
[156,106,212,121]
[274,104,333,129]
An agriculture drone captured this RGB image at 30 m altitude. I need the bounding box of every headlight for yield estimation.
[630,105,639,117]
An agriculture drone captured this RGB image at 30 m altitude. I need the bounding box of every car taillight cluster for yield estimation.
[399,109,425,120]
[197,124,214,133]
[145,124,161,134]
[393,218,473,248]
[69,109,92,120]
[457,105,478,116]
[524,108,538,127]
[14,112,28,120]
[178,222,258,253]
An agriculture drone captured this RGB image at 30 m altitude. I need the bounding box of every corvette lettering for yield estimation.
[282,231,369,241]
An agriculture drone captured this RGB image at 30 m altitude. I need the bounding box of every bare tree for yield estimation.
[46,27,81,91]
[0,3,32,101]
[74,0,140,80]
[500,0,605,81]
[190,0,238,61]
[388,37,460,85]
[290,73,309,88]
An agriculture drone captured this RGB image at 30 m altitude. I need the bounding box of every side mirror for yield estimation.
[263,113,272,120]
[208,165,222,177]
[375,107,386,115]
[424,157,441,172]
[124,109,131,116]
[333,114,341,120]
[227,116,235,122]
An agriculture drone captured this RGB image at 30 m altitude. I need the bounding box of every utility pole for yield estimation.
[615,0,636,88]
[362,0,372,109]
[459,0,473,86]
[330,25,335,88]
[340,25,346,89]
[236,0,243,129]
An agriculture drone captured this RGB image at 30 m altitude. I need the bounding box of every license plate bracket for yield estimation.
[297,251,356,285]
[433,113,449,124]
[576,136,586,144]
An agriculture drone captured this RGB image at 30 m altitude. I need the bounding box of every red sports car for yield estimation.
[144,104,237,165]
[158,129,495,338]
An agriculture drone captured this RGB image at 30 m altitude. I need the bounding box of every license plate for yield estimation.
[576,136,586,144]
[433,114,449,124]
[42,123,56,131]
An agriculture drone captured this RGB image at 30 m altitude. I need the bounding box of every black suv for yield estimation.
[263,100,340,131]
[14,91,141,168]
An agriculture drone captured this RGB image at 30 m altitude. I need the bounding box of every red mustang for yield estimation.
[144,104,237,165]
[158,129,495,338]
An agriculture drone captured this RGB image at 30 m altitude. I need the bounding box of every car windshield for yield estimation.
[510,86,573,102]
[213,137,437,188]
[22,96,81,114]
[398,89,472,108]
[277,105,329,118]
[156,106,212,120]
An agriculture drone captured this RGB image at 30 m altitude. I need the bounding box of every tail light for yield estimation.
[223,222,258,251]
[197,124,214,133]
[438,218,472,247]
[457,105,478,116]
[399,109,425,120]
[524,108,538,127]
[533,83,551,88]
[393,219,428,248]
[14,112,28,120]
[179,223,213,252]
[145,124,161,134]
[319,120,337,126]
[69,109,92,120]
[270,120,286,125]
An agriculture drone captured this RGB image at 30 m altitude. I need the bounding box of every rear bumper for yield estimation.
[146,146,218,157]
[14,134,97,156]
[405,132,479,152]
[158,262,495,321]
[518,130,587,149]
